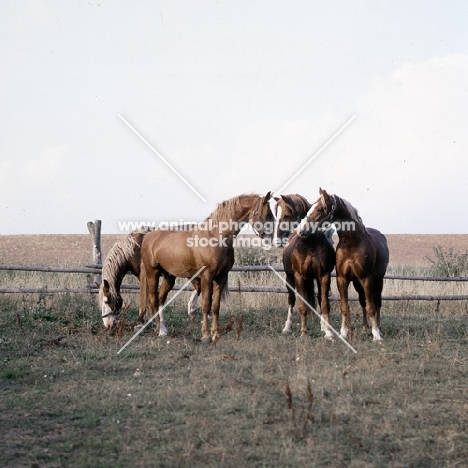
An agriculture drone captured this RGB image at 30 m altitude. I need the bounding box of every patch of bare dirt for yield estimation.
[386,234,468,266]
[0,234,122,267]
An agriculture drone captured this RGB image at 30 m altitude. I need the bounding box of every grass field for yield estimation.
[1,237,468,467]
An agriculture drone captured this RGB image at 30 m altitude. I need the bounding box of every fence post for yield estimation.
[87,220,102,284]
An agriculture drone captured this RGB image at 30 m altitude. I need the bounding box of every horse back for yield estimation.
[141,228,234,278]
[366,227,389,277]
[335,227,388,280]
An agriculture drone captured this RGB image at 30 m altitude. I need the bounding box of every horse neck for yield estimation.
[102,263,127,296]
[209,195,261,238]
[296,198,312,220]
[103,232,143,289]
[129,257,141,279]
[333,197,366,240]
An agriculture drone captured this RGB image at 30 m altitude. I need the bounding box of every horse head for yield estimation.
[250,191,275,239]
[298,188,336,237]
[99,279,123,328]
[273,194,310,246]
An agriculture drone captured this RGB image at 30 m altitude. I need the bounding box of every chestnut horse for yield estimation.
[299,188,389,341]
[140,192,274,343]
[99,228,201,330]
[273,194,335,337]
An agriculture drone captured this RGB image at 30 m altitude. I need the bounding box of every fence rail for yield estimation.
[1,263,468,302]
[2,283,468,302]
[2,263,468,282]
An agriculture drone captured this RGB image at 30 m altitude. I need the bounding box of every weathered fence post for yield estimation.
[87,220,102,284]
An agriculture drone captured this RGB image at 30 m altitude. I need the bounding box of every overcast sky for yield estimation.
[1,0,467,235]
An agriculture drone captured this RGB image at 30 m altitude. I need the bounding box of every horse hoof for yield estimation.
[282,329,292,334]
[133,323,144,331]
[201,336,212,345]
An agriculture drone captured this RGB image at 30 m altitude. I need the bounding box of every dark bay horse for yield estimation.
[140,192,274,343]
[298,188,389,341]
[99,228,201,331]
[273,194,335,337]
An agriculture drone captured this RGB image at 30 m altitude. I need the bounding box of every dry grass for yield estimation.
[1,297,467,467]
[1,237,468,466]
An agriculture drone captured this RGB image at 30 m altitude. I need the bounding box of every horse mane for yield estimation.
[286,194,311,217]
[203,193,256,226]
[335,195,363,224]
[101,228,149,295]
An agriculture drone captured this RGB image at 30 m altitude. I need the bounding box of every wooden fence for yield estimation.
[1,263,468,302]
[1,219,468,302]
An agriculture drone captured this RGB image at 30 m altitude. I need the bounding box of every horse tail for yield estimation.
[139,260,149,316]
[221,281,230,305]
[306,281,317,310]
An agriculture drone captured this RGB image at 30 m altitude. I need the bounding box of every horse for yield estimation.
[140,192,274,343]
[298,188,389,342]
[273,194,335,337]
[98,227,201,331]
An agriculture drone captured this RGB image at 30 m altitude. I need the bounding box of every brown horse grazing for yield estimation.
[273,194,335,337]
[140,192,274,343]
[99,228,201,330]
[298,188,389,342]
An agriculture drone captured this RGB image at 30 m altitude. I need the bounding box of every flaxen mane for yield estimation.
[203,194,255,227]
[100,228,150,300]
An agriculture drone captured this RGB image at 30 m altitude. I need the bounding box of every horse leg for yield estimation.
[188,278,201,321]
[353,280,369,334]
[319,274,333,340]
[373,276,384,330]
[136,296,147,328]
[136,264,149,327]
[140,266,160,331]
[295,274,310,337]
[282,272,296,334]
[200,273,214,343]
[211,275,227,340]
[336,276,351,339]
[156,274,176,336]
[361,277,382,342]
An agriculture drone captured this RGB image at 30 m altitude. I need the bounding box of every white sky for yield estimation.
[1,0,467,234]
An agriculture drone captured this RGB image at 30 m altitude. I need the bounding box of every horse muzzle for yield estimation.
[102,313,117,328]
[102,304,119,328]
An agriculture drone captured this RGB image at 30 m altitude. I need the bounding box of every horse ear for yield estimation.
[103,279,110,292]
[263,191,273,204]
[273,196,280,202]
[280,194,294,209]
[94,282,101,288]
